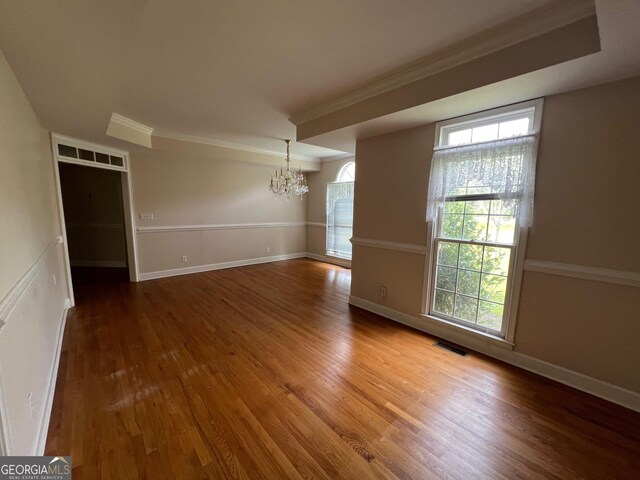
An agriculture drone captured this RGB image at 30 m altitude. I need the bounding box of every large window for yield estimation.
[326,162,355,259]
[426,101,542,339]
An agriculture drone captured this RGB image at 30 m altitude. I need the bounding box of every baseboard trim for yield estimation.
[348,295,640,412]
[139,252,307,281]
[305,252,351,268]
[34,306,67,455]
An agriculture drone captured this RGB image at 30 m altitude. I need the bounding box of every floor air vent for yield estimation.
[434,341,468,357]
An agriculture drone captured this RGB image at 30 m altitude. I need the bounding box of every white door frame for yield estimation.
[50,133,139,306]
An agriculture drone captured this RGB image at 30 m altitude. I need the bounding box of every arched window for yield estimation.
[337,161,355,182]
[326,161,355,260]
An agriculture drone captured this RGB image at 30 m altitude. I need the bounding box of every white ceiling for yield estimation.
[0,0,637,160]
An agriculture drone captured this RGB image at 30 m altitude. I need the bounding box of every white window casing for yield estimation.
[423,99,543,343]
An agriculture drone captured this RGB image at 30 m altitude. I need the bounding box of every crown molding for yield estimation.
[109,113,154,136]
[289,0,596,125]
[153,130,320,163]
[320,153,355,163]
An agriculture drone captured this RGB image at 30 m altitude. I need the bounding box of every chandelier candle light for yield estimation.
[269,139,309,199]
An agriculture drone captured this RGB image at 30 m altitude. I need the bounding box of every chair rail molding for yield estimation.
[0,236,63,329]
[137,222,309,234]
[350,237,426,255]
[524,260,640,288]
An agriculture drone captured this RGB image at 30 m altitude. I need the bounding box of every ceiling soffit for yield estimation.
[291,0,599,141]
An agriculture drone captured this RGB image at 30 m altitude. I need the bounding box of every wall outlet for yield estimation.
[27,392,34,421]
[378,285,387,299]
[139,212,154,220]
[181,255,188,263]
[266,247,271,253]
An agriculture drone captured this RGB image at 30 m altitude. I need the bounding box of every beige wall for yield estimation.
[0,52,68,455]
[351,123,433,311]
[513,76,640,391]
[352,76,640,394]
[59,162,127,266]
[526,78,640,271]
[305,157,354,257]
[131,137,307,275]
[0,53,59,298]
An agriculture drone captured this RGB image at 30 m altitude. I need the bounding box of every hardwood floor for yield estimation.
[46,259,640,479]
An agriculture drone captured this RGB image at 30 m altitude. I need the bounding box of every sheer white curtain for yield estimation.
[426,134,537,227]
[326,181,354,258]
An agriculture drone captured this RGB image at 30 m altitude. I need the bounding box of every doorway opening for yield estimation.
[52,134,138,306]
[59,162,129,286]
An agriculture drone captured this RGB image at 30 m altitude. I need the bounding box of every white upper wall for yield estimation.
[0,51,60,298]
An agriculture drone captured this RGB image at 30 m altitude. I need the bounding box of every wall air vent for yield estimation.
[434,341,468,357]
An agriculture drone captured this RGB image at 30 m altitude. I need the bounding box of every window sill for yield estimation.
[419,313,515,351]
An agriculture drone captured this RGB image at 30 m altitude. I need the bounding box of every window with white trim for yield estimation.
[426,101,542,339]
[326,162,355,259]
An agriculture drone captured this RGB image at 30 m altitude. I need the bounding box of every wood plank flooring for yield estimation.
[46,259,640,479]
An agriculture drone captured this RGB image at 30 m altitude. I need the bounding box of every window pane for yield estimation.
[454,295,478,322]
[498,118,529,138]
[465,200,490,214]
[437,241,459,267]
[482,247,511,276]
[490,199,517,216]
[457,270,480,297]
[78,148,94,161]
[478,301,503,331]
[462,214,487,241]
[480,274,508,303]
[487,215,516,244]
[110,156,124,167]
[327,197,354,259]
[434,289,454,316]
[57,144,77,158]
[458,244,482,271]
[448,129,472,145]
[436,266,457,291]
[96,152,110,164]
[338,162,355,182]
[444,201,464,214]
[471,123,499,142]
[499,216,516,244]
[442,213,463,239]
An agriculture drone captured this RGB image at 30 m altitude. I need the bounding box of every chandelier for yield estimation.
[269,139,309,199]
